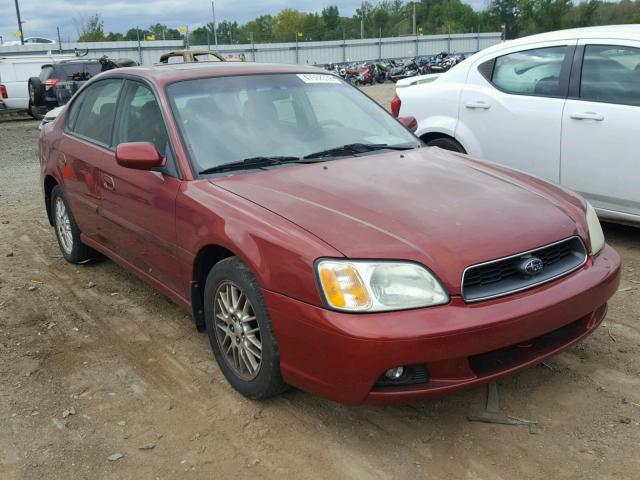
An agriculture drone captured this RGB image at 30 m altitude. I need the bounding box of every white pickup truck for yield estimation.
[0,54,74,116]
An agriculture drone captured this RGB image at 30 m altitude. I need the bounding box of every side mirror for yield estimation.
[115,142,165,170]
[398,116,418,133]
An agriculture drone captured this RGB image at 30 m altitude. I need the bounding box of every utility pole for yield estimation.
[249,32,255,61]
[136,26,142,64]
[412,2,417,36]
[56,26,62,53]
[360,15,364,39]
[211,1,218,46]
[14,0,25,45]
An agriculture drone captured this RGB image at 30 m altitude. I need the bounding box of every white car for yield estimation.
[395,25,640,226]
[2,37,56,46]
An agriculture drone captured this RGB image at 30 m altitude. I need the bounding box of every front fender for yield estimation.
[175,180,343,307]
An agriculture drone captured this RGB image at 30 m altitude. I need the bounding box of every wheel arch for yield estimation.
[419,132,467,153]
[190,244,237,332]
[44,175,59,226]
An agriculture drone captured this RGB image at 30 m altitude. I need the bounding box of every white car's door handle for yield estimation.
[464,101,491,110]
[570,112,604,121]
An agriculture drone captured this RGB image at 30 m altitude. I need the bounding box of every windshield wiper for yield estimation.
[199,156,302,175]
[303,143,416,160]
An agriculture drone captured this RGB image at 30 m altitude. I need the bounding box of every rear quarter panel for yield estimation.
[396,69,466,140]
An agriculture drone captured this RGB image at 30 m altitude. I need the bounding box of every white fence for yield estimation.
[0,32,502,66]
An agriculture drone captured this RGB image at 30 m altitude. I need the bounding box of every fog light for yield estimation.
[385,366,404,380]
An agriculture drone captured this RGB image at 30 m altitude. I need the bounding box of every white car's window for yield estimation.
[581,45,640,107]
[492,46,567,96]
[193,53,222,62]
[67,79,123,146]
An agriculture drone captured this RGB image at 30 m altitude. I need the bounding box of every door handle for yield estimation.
[102,175,115,191]
[464,101,491,110]
[570,112,604,121]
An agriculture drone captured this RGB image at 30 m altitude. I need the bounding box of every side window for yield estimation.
[66,79,123,146]
[490,46,568,96]
[580,45,640,107]
[114,81,169,155]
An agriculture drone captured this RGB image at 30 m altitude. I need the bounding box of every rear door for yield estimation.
[99,79,183,293]
[60,78,123,240]
[561,40,640,221]
[458,41,575,182]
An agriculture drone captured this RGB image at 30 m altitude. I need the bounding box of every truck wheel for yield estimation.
[28,102,45,121]
[28,77,44,106]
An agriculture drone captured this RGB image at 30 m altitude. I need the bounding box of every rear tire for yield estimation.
[28,77,44,106]
[28,102,45,121]
[51,186,99,264]
[204,257,288,400]
[426,137,466,153]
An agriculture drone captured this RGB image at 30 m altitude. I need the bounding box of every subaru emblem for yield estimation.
[518,256,544,275]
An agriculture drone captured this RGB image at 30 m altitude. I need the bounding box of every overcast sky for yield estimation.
[1,0,487,42]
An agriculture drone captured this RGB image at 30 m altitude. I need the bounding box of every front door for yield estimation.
[98,80,183,293]
[458,41,575,182]
[561,40,640,221]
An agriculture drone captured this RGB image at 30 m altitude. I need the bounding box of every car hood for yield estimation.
[211,148,587,294]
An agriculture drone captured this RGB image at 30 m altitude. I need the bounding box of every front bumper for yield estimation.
[265,244,620,405]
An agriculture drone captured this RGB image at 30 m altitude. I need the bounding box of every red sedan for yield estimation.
[39,63,620,405]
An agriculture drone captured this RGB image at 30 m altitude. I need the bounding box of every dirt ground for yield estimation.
[1,84,639,480]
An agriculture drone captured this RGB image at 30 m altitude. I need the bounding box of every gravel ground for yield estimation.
[0,84,639,480]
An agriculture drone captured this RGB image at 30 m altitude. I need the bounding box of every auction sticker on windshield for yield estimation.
[297,73,342,84]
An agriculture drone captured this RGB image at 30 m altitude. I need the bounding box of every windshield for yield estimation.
[166,73,419,173]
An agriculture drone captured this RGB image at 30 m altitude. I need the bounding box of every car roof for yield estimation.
[485,25,640,54]
[99,62,326,85]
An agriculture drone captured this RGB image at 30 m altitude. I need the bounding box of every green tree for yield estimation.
[105,32,124,41]
[148,23,182,40]
[273,9,307,41]
[77,13,106,42]
[242,15,275,42]
[124,27,150,41]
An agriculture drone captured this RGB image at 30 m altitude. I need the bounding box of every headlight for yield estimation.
[586,202,605,255]
[316,260,449,312]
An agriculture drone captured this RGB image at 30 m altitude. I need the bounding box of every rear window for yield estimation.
[39,66,54,81]
[54,63,102,80]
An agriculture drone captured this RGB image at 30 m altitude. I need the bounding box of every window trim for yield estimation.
[63,78,125,150]
[113,77,181,178]
[479,44,576,99]
[568,43,640,107]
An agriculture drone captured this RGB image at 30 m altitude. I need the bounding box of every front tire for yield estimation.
[51,186,98,263]
[204,257,287,400]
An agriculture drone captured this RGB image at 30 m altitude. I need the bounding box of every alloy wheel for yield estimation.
[213,281,262,380]
[54,197,73,254]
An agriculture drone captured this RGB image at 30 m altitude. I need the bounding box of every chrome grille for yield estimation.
[461,237,588,302]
